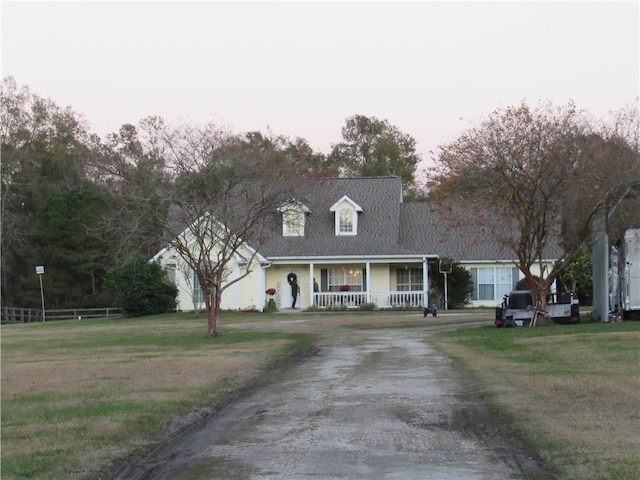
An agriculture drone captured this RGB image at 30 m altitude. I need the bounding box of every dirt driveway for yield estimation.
[111,314,551,479]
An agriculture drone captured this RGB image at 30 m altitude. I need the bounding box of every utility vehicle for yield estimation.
[495,290,580,327]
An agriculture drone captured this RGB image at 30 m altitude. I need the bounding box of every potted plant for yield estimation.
[265,288,277,311]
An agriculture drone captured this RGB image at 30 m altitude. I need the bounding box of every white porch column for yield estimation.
[366,261,371,303]
[260,262,273,313]
[309,262,315,307]
[423,257,429,308]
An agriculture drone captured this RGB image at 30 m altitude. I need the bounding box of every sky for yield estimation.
[2,1,639,169]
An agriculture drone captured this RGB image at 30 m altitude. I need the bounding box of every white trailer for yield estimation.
[620,229,640,319]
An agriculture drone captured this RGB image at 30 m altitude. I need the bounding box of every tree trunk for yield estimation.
[206,308,217,337]
[535,294,549,325]
[523,269,550,326]
[206,290,222,337]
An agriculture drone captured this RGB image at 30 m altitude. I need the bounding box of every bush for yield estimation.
[105,257,177,317]
[358,302,377,311]
[429,261,472,309]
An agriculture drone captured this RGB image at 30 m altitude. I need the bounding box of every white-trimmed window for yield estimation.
[279,201,309,237]
[193,270,205,304]
[327,268,363,291]
[283,208,305,236]
[338,207,354,234]
[470,267,519,301]
[396,268,423,291]
[330,195,362,236]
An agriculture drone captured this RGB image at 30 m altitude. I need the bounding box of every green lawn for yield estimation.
[430,320,640,480]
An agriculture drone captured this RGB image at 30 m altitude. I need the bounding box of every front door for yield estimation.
[282,269,302,309]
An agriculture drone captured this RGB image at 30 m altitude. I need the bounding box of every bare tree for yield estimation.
[91,117,173,260]
[597,101,640,243]
[155,124,316,336]
[0,77,34,293]
[427,100,639,320]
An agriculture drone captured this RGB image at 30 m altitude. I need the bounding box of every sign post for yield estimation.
[35,265,45,322]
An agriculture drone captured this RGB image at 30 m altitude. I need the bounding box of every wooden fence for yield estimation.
[1,307,42,324]
[1,307,122,324]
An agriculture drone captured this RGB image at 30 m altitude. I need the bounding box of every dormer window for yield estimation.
[330,195,363,236]
[338,207,354,234]
[279,200,310,237]
[283,208,305,236]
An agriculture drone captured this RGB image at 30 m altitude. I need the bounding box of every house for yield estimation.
[151,176,559,311]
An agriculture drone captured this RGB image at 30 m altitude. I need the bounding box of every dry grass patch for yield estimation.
[3,344,275,398]
[1,314,315,480]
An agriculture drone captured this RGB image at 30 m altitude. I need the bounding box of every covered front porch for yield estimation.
[262,255,437,311]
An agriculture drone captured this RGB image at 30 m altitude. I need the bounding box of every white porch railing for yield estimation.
[312,290,425,309]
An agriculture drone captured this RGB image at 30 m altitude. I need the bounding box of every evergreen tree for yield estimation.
[34,186,113,307]
[329,115,421,197]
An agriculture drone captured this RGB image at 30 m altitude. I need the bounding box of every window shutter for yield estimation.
[361,268,367,290]
[321,269,328,291]
[470,268,478,301]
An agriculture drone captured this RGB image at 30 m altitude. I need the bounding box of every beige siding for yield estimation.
[369,264,391,292]
[155,242,265,312]
[233,260,262,311]
[265,266,285,308]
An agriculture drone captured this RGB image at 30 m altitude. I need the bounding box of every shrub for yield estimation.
[105,257,177,317]
[429,261,472,309]
[358,302,377,311]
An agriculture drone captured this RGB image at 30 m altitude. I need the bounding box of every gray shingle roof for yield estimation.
[260,176,425,258]
[161,176,561,262]
[402,201,563,261]
[399,203,517,261]
[261,176,561,262]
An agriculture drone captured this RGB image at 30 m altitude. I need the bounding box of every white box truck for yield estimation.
[621,229,640,319]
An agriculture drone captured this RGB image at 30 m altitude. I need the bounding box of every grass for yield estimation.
[1,312,316,480]
[429,319,640,480]
[3,311,639,480]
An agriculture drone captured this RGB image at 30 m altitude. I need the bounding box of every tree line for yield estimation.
[2,77,637,322]
[0,77,424,310]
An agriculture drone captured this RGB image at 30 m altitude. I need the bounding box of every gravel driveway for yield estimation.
[112,315,549,479]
